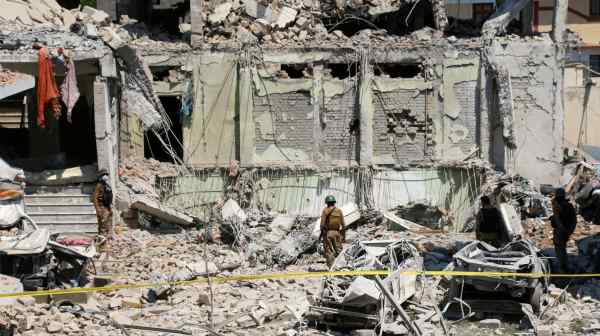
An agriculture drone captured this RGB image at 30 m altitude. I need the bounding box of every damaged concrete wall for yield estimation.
[176,43,562,186]
[184,53,238,166]
[372,79,433,164]
[488,36,564,184]
[119,108,145,160]
[157,166,481,230]
[372,167,481,228]
[440,58,482,160]
[253,81,315,163]
[322,78,359,163]
[564,65,600,149]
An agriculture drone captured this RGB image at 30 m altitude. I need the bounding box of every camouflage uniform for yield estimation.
[93,179,113,241]
[320,207,345,268]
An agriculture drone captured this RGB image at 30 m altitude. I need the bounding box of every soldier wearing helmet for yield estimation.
[320,195,345,268]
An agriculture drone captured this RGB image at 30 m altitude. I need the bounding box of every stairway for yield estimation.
[24,186,98,234]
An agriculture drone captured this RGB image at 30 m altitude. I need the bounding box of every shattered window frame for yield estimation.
[590,55,600,77]
[591,0,600,17]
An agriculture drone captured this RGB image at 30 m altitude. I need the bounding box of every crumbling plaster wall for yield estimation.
[439,58,482,160]
[322,78,359,163]
[158,166,481,230]
[184,53,238,166]
[372,80,433,164]
[173,37,562,183]
[563,64,600,149]
[487,36,564,185]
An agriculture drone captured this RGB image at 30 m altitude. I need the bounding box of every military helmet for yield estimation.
[325,195,336,204]
[97,169,109,178]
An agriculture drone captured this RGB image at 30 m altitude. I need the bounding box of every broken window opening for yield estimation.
[325,63,358,80]
[280,64,310,79]
[374,63,422,78]
[152,67,184,82]
[590,55,600,78]
[150,0,190,36]
[144,96,184,163]
[0,86,96,172]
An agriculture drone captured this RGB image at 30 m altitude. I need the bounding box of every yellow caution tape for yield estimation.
[0,270,597,299]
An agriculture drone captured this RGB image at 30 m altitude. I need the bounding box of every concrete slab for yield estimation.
[0,74,34,100]
[208,2,232,24]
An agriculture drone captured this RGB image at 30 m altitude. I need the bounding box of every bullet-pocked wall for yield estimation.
[158,38,564,228]
[182,47,494,168]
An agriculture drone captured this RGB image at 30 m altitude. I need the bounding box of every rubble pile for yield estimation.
[119,158,179,201]
[391,202,450,230]
[199,0,463,48]
[0,69,22,86]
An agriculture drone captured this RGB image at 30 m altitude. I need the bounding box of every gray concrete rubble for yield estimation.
[0,0,595,335]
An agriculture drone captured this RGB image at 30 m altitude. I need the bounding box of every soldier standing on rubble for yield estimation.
[476,196,503,247]
[94,169,113,247]
[551,188,577,273]
[320,195,345,268]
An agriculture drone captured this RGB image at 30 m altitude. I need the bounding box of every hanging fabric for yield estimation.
[60,50,80,123]
[36,47,61,128]
[179,78,193,121]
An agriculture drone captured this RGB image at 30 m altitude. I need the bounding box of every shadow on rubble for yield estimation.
[540,246,599,289]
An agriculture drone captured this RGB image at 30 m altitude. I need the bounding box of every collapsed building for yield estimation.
[0,0,572,234]
[134,0,569,232]
[0,1,594,335]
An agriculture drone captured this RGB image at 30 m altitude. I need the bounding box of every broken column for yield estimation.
[431,0,448,32]
[191,0,203,48]
[358,49,373,166]
[312,64,323,162]
[552,0,568,44]
[482,0,532,39]
[94,77,117,198]
[239,57,255,167]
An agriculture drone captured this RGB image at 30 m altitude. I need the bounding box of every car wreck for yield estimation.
[448,240,549,313]
[309,240,423,331]
[0,159,97,291]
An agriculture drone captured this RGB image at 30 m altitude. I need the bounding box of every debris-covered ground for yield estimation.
[2,219,600,336]
[1,0,600,335]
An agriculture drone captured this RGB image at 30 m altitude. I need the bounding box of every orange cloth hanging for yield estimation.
[36,48,61,128]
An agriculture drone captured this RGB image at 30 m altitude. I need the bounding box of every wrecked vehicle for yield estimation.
[0,158,53,290]
[0,158,97,290]
[448,240,549,312]
[309,240,423,330]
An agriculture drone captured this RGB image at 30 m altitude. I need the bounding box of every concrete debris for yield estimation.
[274,7,298,29]
[0,69,34,100]
[209,2,233,24]
[391,202,450,230]
[479,318,501,329]
[384,211,428,232]
[315,239,422,328]
[499,203,523,241]
[130,195,194,227]
[0,0,586,335]
[222,199,248,222]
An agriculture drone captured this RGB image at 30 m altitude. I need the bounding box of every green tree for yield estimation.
[80,0,96,7]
